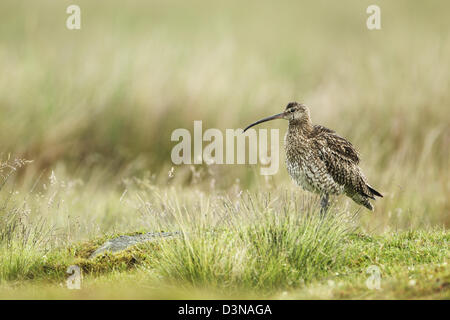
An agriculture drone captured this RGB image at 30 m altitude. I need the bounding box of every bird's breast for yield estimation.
[284,135,317,192]
[284,132,343,195]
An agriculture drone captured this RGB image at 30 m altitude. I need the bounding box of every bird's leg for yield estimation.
[320,193,329,216]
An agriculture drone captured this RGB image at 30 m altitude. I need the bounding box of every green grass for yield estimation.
[0,165,448,298]
[0,0,449,299]
[0,225,448,299]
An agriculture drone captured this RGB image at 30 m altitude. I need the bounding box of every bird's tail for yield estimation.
[362,200,374,211]
[351,192,375,211]
[367,185,383,198]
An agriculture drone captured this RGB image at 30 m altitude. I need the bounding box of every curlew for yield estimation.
[244,102,382,212]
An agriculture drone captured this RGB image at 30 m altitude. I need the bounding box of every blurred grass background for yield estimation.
[0,0,449,299]
[0,0,449,230]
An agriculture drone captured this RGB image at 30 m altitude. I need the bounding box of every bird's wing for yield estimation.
[312,125,360,164]
[313,126,374,199]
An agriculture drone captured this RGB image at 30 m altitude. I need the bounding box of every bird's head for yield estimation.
[243,102,311,132]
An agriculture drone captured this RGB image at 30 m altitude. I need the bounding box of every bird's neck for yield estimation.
[288,118,313,137]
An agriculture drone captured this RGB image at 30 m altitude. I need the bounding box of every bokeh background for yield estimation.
[1,0,449,232]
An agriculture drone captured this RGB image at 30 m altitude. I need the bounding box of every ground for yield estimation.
[0,178,449,299]
[0,228,448,299]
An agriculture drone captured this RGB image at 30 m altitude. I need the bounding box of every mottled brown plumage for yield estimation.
[244,102,382,211]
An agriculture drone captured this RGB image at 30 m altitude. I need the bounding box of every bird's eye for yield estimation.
[290,109,295,113]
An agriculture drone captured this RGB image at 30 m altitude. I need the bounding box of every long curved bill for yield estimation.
[243,112,285,132]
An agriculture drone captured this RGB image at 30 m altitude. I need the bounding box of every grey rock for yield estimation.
[89,231,181,259]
